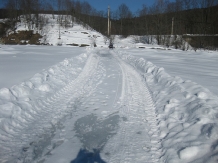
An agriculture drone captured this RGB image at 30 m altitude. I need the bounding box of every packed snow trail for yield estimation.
[41,49,163,163]
[101,50,163,163]
[0,48,164,163]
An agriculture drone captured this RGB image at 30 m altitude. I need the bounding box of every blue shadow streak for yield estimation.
[70,149,106,163]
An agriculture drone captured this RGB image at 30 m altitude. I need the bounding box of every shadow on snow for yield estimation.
[70,149,106,163]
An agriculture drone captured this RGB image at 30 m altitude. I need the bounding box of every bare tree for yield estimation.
[117,3,132,35]
[5,0,20,32]
[33,0,41,29]
[90,35,97,47]
[18,0,42,30]
[5,0,20,20]
[138,5,149,36]
[109,35,115,45]
[43,2,55,19]
[103,36,108,44]
[149,0,170,44]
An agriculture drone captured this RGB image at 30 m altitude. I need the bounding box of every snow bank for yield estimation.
[0,52,88,162]
[121,52,218,163]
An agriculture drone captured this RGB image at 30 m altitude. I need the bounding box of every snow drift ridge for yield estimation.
[121,52,218,163]
[0,53,89,162]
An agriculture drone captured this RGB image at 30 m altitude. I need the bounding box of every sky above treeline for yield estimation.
[0,0,175,13]
[83,0,161,12]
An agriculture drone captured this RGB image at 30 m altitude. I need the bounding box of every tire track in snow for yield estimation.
[0,52,105,162]
[103,51,163,163]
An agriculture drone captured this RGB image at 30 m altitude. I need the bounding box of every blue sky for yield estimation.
[0,0,4,8]
[85,0,157,12]
[0,0,174,13]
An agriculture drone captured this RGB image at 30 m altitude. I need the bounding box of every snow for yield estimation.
[0,45,85,88]
[179,146,199,160]
[0,15,218,163]
[123,47,218,96]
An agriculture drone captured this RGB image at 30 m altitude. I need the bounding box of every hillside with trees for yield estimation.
[0,0,218,49]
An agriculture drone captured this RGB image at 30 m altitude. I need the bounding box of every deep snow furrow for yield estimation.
[0,53,104,162]
[105,52,163,163]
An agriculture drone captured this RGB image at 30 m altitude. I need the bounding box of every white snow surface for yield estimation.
[0,17,218,163]
[0,45,85,88]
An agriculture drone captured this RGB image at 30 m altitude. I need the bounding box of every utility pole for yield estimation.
[110,20,111,35]
[171,17,174,35]
[58,0,61,39]
[58,22,61,39]
[108,5,110,36]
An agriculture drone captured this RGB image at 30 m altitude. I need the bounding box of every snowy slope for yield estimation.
[0,16,218,163]
[9,14,107,47]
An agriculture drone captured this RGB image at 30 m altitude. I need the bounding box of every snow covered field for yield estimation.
[125,47,218,96]
[0,45,85,88]
[0,18,218,163]
[0,44,218,163]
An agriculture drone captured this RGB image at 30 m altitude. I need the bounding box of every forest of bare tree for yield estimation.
[0,0,218,49]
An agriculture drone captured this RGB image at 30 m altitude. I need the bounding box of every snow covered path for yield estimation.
[102,51,162,163]
[41,49,163,163]
[0,47,218,163]
[0,48,163,163]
